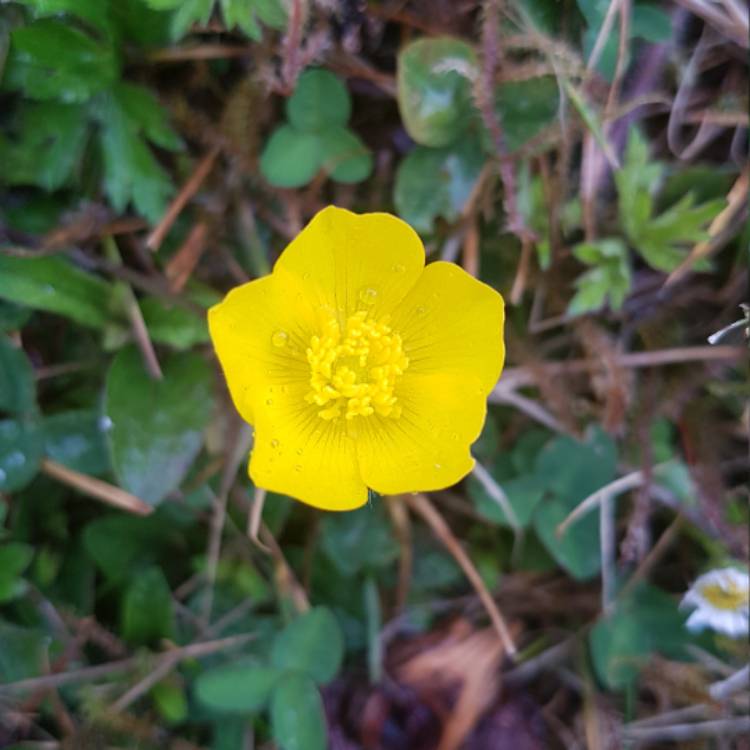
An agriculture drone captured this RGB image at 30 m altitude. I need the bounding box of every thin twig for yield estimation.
[623,716,750,743]
[247,486,271,554]
[471,461,522,531]
[41,459,152,516]
[146,145,220,252]
[405,493,517,657]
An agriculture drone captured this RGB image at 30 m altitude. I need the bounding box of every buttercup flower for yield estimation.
[209,206,505,510]
[680,567,749,638]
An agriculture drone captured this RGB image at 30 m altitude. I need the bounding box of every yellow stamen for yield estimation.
[306,311,408,421]
[700,581,749,611]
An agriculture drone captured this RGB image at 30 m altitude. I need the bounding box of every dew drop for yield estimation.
[0,468,6,483]
[434,463,442,470]
[270,439,279,449]
[294,464,302,472]
[271,330,288,348]
[98,415,113,432]
[416,305,426,315]
[266,398,273,406]
[392,263,406,273]
[359,287,378,305]
[450,432,459,441]
[296,448,303,456]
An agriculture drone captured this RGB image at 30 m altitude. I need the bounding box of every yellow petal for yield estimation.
[249,388,368,511]
[390,261,505,393]
[356,371,486,495]
[274,206,425,320]
[208,275,313,425]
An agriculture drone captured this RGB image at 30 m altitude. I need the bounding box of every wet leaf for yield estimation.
[0,335,36,417]
[104,346,214,505]
[0,419,43,493]
[42,410,111,475]
[270,672,327,750]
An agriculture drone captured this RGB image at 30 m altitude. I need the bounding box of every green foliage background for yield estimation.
[0,0,747,748]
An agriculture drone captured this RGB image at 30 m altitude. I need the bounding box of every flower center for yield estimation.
[305,311,409,421]
[699,581,749,611]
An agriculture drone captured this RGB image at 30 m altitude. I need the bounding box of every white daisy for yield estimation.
[680,567,749,638]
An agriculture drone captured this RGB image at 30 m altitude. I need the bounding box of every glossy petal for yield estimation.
[390,261,505,393]
[250,387,367,511]
[274,206,425,320]
[208,274,313,425]
[356,371,486,494]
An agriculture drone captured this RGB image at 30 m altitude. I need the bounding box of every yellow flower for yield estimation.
[208,206,505,510]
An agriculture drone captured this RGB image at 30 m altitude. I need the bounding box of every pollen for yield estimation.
[305,310,409,421]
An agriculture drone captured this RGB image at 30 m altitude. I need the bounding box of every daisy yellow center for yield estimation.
[305,310,409,421]
[699,581,749,611]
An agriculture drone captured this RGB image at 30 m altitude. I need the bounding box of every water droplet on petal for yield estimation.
[434,463,442,470]
[270,439,279,449]
[294,464,302,472]
[392,263,406,273]
[359,287,378,305]
[271,330,288,347]
[416,305,426,315]
[266,398,273,406]
[296,448,303,456]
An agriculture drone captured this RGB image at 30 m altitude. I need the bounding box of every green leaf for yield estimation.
[569,239,631,315]
[105,346,214,506]
[0,300,32,332]
[260,124,321,188]
[0,542,34,603]
[96,85,175,223]
[532,427,618,580]
[318,127,373,184]
[470,474,546,528]
[270,672,327,750]
[151,679,188,723]
[169,0,213,39]
[0,101,89,190]
[195,663,282,714]
[493,76,560,152]
[14,0,113,34]
[0,255,112,329]
[397,37,477,147]
[42,410,111,475]
[0,419,43,493]
[0,335,35,417]
[394,138,485,234]
[590,584,689,690]
[287,68,352,132]
[3,19,118,101]
[113,82,182,151]
[270,607,343,685]
[321,504,399,577]
[140,297,210,349]
[631,4,673,43]
[0,619,49,682]
[121,566,174,645]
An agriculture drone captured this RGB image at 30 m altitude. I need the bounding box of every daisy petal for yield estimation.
[274,206,425,319]
[356,371,486,495]
[390,261,505,393]
[250,388,367,511]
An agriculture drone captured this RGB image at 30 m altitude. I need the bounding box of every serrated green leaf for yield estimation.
[195,662,282,714]
[0,335,35,417]
[569,239,631,314]
[3,20,118,101]
[121,566,174,645]
[287,68,351,132]
[394,138,485,234]
[113,82,182,151]
[0,101,89,190]
[270,673,327,750]
[397,37,477,147]
[42,410,111,475]
[318,127,373,184]
[96,86,175,223]
[104,346,214,505]
[14,0,113,34]
[170,0,213,39]
[0,419,43,493]
[260,124,321,188]
[0,255,112,328]
[270,607,343,685]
